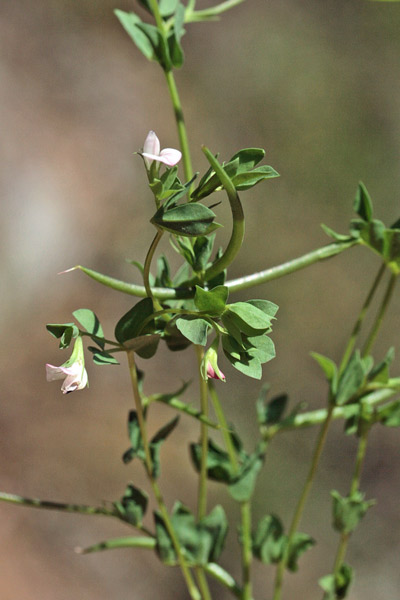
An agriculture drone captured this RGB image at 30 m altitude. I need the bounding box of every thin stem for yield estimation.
[127,351,201,600]
[208,382,239,471]
[208,382,252,600]
[77,536,156,555]
[272,404,335,600]
[186,0,246,22]
[331,423,370,586]
[362,272,397,357]
[143,229,164,311]
[0,492,118,519]
[75,240,358,299]
[338,263,386,375]
[195,346,209,521]
[164,69,193,184]
[240,501,253,600]
[195,568,213,600]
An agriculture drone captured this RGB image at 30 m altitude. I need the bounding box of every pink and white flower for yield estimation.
[46,337,88,394]
[202,342,226,382]
[142,130,182,168]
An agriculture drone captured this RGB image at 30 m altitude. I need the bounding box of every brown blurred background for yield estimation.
[1,0,400,598]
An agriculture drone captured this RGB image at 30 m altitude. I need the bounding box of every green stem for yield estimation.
[196,346,209,521]
[208,382,252,600]
[127,351,201,600]
[143,229,164,311]
[362,272,397,357]
[74,240,358,299]
[197,146,245,283]
[204,563,242,599]
[186,0,246,22]
[272,404,335,600]
[77,536,156,555]
[331,423,370,585]
[195,568,213,600]
[0,492,120,519]
[338,263,386,375]
[164,69,193,184]
[240,501,253,600]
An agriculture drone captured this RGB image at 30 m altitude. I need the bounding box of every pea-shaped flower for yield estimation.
[202,341,226,382]
[46,337,88,394]
[142,130,182,168]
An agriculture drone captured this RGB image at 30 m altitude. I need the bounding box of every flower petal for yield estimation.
[158,148,182,166]
[143,131,160,157]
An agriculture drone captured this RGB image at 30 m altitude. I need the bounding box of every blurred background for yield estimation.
[1,0,400,598]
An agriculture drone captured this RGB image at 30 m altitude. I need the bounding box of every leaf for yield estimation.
[194,285,228,315]
[353,182,373,222]
[310,352,338,394]
[224,347,263,380]
[114,10,155,60]
[190,439,235,483]
[87,347,120,365]
[252,514,285,564]
[159,0,179,16]
[245,334,276,364]
[231,165,279,191]
[336,352,366,405]
[377,400,400,427]
[319,564,353,600]
[151,203,221,237]
[225,302,273,334]
[136,22,171,70]
[331,490,375,534]
[201,505,228,562]
[114,484,148,526]
[175,316,210,346]
[122,334,160,359]
[115,298,154,345]
[150,416,180,478]
[228,453,263,502]
[192,234,216,272]
[257,391,288,426]
[73,308,105,349]
[122,411,144,464]
[286,532,315,571]
[247,299,279,318]
[149,383,219,429]
[368,347,395,384]
[46,323,79,349]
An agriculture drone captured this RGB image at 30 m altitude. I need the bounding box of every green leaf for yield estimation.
[192,234,216,272]
[319,564,353,600]
[150,415,180,478]
[229,147,265,170]
[257,391,288,426]
[368,347,395,384]
[245,334,275,364]
[225,302,273,334]
[159,0,179,16]
[151,203,221,237]
[122,410,144,464]
[377,400,400,427]
[228,453,263,502]
[247,299,279,318]
[115,298,154,345]
[114,484,148,526]
[252,514,285,564]
[353,182,373,222]
[331,490,375,534]
[73,308,105,349]
[336,352,366,405]
[321,223,353,242]
[190,439,235,483]
[154,503,228,566]
[231,165,279,191]
[310,352,338,394]
[122,334,160,359]
[167,29,184,68]
[46,323,79,349]
[175,316,210,346]
[224,348,263,379]
[87,347,120,365]
[201,505,228,562]
[194,285,228,315]
[114,10,154,60]
[286,532,315,571]
[136,22,171,70]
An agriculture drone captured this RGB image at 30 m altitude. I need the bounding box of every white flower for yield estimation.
[142,130,182,168]
[46,337,88,394]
